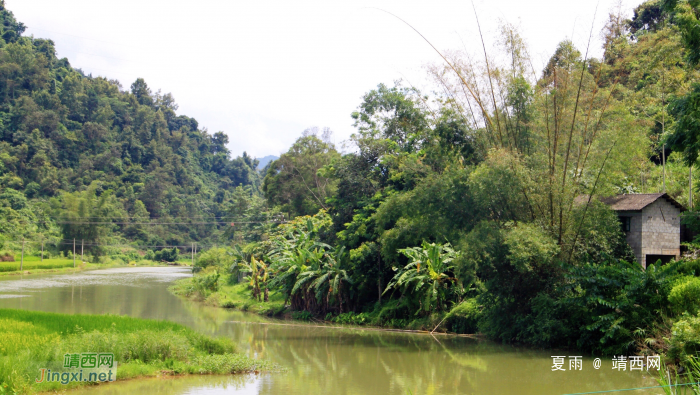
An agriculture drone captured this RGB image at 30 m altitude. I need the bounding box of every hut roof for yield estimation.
[598,193,685,212]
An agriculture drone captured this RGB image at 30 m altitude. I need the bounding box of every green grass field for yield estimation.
[0,309,274,394]
[0,255,190,274]
[0,258,77,272]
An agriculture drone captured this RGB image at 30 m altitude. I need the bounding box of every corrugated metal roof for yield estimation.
[599,193,685,211]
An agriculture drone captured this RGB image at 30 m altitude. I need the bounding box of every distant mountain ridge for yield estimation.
[257,155,279,170]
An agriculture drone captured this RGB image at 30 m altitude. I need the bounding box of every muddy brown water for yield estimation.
[0,267,661,394]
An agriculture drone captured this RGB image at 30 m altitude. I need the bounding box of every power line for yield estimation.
[27,217,285,225]
[51,220,282,225]
[2,240,223,249]
[48,216,268,219]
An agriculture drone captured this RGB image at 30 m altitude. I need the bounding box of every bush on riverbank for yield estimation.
[0,309,273,394]
[668,313,700,364]
[669,277,700,315]
[174,271,484,333]
[171,278,286,317]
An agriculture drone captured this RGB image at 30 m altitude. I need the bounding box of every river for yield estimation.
[0,267,660,394]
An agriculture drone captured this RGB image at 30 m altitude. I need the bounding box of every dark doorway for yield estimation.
[646,255,675,266]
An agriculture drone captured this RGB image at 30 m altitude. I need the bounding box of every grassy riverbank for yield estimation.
[0,257,189,277]
[171,279,287,317]
[170,275,478,333]
[0,309,272,394]
[0,258,76,273]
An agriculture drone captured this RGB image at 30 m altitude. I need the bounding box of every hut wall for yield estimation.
[640,199,681,268]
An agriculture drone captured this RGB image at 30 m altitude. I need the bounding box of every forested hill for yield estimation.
[0,1,260,247]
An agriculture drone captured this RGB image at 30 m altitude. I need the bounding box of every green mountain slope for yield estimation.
[0,1,259,250]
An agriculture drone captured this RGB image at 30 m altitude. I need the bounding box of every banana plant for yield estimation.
[384,241,461,315]
[267,218,331,307]
[238,255,270,302]
[290,246,353,313]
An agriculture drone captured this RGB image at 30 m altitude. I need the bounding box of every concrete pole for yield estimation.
[191,243,194,266]
[73,239,76,268]
[81,239,84,263]
[41,241,44,262]
[20,240,24,271]
[691,166,694,210]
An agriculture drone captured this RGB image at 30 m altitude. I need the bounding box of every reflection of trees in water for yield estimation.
[0,273,660,395]
[246,328,490,394]
[237,326,657,395]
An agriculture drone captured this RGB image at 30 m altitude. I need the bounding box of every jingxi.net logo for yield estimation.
[36,353,117,384]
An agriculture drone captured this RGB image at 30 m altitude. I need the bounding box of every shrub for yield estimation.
[370,298,413,326]
[0,251,14,262]
[220,298,236,308]
[678,258,700,276]
[155,248,179,262]
[445,298,480,334]
[668,313,700,363]
[195,248,234,269]
[669,277,700,315]
[291,311,313,321]
[558,260,680,354]
[145,250,155,260]
[193,269,220,295]
[332,312,369,325]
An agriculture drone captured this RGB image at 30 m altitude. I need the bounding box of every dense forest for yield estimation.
[5,0,700,361]
[0,1,264,255]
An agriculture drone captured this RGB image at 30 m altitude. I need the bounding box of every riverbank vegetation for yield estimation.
[0,309,272,394]
[4,0,700,378]
[176,0,700,368]
[0,257,74,273]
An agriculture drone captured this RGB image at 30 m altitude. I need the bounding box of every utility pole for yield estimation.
[81,239,84,263]
[20,240,24,271]
[191,243,194,266]
[691,166,694,210]
[41,240,44,262]
[73,239,76,268]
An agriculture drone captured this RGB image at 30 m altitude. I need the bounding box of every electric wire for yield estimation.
[2,240,226,249]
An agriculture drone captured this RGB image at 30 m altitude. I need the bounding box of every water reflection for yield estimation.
[0,268,659,394]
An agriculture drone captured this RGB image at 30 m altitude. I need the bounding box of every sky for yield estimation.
[8,0,647,158]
